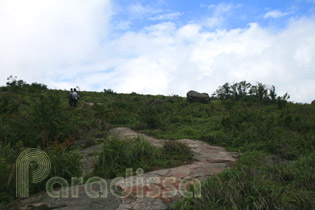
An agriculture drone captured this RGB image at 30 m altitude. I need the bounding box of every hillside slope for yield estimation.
[0,81,314,209]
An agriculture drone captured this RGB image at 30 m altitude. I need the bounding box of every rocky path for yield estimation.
[7,128,238,210]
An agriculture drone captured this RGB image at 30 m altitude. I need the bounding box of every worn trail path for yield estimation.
[8,127,238,210]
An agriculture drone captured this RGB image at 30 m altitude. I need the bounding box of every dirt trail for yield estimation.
[7,127,238,210]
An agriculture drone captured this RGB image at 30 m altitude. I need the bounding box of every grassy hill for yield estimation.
[0,79,314,209]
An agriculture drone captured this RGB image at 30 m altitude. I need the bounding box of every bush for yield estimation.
[46,141,82,180]
[27,94,77,147]
[29,140,82,195]
[94,136,194,179]
[171,152,314,210]
[162,140,193,163]
[213,81,289,104]
[94,136,161,178]
[137,106,162,129]
[0,139,82,206]
[0,141,24,205]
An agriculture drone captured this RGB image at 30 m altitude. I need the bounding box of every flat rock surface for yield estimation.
[7,127,238,210]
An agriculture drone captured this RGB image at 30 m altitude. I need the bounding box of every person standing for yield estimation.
[72,88,78,107]
[68,88,73,106]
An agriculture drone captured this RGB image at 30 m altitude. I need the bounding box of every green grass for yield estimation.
[0,80,314,209]
[171,151,315,210]
[93,136,193,179]
[0,140,82,206]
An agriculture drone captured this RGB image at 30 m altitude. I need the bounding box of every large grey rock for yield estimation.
[186,90,210,103]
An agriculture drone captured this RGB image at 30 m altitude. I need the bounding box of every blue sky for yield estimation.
[110,0,313,32]
[0,0,315,102]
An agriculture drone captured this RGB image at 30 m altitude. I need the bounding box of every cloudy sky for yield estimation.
[0,0,314,102]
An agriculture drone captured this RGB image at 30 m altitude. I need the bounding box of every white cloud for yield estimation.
[128,2,162,19]
[264,10,289,19]
[0,0,111,86]
[0,1,314,103]
[100,17,315,102]
[204,3,242,28]
[116,21,132,30]
[205,17,221,28]
[149,12,182,21]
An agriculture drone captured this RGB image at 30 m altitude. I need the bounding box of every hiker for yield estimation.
[72,88,78,107]
[68,88,73,106]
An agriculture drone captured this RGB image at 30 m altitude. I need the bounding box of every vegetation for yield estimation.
[172,151,315,210]
[0,138,81,205]
[212,81,290,104]
[0,77,314,209]
[94,136,192,179]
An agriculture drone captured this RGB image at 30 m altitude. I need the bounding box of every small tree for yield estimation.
[213,81,289,104]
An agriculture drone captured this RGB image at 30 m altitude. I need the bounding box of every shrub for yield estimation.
[162,140,193,163]
[46,141,82,180]
[171,152,314,210]
[0,139,82,206]
[213,81,290,104]
[29,140,82,194]
[137,106,162,129]
[27,94,76,147]
[94,136,161,178]
[0,141,24,205]
[94,136,194,179]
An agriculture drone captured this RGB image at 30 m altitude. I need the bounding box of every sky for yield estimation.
[0,0,315,103]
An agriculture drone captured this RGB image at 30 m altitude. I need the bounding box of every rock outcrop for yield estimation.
[6,127,238,210]
[186,90,210,103]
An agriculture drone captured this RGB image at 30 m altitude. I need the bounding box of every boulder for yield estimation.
[186,90,210,103]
